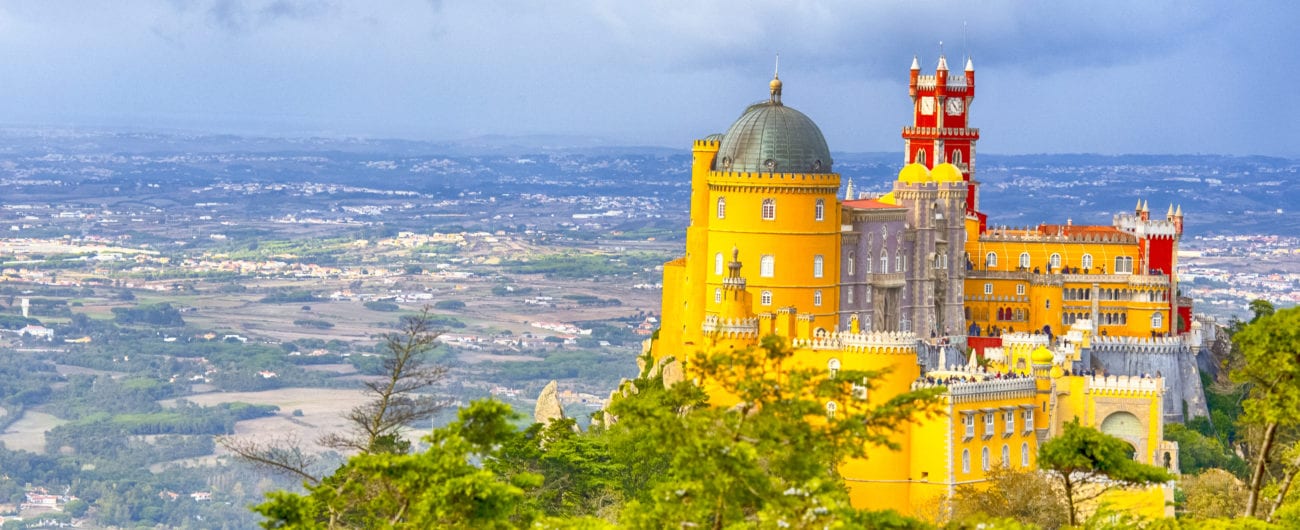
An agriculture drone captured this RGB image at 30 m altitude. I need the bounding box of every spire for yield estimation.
[1167,204,1175,218]
[769,54,783,105]
[937,54,949,71]
[965,56,974,71]
[1175,204,1183,217]
[1135,199,1142,213]
[1142,200,1149,212]
[845,178,856,200]
[910,55,920,71]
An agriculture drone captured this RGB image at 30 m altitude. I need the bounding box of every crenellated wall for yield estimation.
[1087,337,1207,422]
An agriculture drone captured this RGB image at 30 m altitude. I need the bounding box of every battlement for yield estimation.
[915,75,970,91]
[1084,374,1165,397]
[1090,335,1185,355]
[1001,332,1050,348]
[791,330,919,354]
[708,170,841,186]
[702,314,758,338]
[693,139,721,149]
[979,226,1137,244]
[901,126,979,138]
[911,375,1037,402]
[1113,214,1179,239]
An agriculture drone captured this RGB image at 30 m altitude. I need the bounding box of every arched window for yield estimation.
[813,255,824,278]
[827,358,841,379]
[1115,256,1133,274]
[761,198,776,220]
[1081,253,1093,270]
[962,449,970,473]
[714,288,722,303]
[1049,253,1062,269]
[897,254,905,273]
[716,197,726,219]
[952,150,963,167]
[715,252,724,276]
[760,290,773,306]
[847,254,855,275]
[1021,442,1030,467]
[985,252,997,268]
[1002,444,1011,467]
[814,199,825,221]
[825,401,837,419]
[880,251,889,274]
[982,447,991,471]
[917,149,928,166]
[813,290,823,307]
[760,255,775,278]
[1019,252,1031,269]
[1152,312,1163,329]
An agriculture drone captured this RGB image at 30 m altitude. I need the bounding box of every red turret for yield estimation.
[965,57,975,99]
[902,51,981,219]
[909,56,919,99]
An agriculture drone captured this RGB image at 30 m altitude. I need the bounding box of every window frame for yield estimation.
[1019,252,1031,269]
[985,252,997,268]
[716,196,726,219]
[715,252,724,276]
[813,289,823,307]
[760,255,775,278]
[814,199,825,221]
[813,255,824,278]
[761,198,776,221]
[760,290,773,306]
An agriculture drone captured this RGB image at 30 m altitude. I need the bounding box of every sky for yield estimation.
[0,1,1296,156]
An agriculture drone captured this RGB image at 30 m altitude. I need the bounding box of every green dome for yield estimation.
[715,92,833,174]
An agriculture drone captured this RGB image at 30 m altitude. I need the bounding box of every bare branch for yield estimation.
[219,435,321,485]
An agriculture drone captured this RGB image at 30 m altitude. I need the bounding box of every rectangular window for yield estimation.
[964,415,975,439]
[1016,284,1025,296]
[984,413,994,437]
[813,290,822,307]
[846,286,854,304]
[984,283,993,295]
[847,255,855,275]
[1024,409,1034,433]
[1005,411,1015,435]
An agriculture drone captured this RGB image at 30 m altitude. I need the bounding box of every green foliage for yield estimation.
[111,302,185,327]
[255,400,542,529]
[1232,307,1300,517]
[363,300,400,312]
[1038,419,1174,526]
[292,318,334,329]
[1165,423,1248,477]
[259,290,321,304]
[949,466,1069,529]
[434,299,466,310]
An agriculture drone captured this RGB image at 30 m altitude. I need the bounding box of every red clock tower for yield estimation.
[903,55,983,223]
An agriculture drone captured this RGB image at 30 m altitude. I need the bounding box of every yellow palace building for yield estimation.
[649,56,1188,515]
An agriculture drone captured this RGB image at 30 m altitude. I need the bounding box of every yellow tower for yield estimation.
[659,74,842,361]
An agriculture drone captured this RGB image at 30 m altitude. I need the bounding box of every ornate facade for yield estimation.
[649,56,1187,516]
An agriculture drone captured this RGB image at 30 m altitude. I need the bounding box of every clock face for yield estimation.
[945,98,964,115]
[920,98,935,115]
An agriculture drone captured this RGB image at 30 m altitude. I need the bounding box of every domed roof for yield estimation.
[931,163,964,183]
[715,77,833,174]
[898,163,930,183]
[1031,346,1054,365]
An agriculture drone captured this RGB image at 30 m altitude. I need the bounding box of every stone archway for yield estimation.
[1099,411,1144,460]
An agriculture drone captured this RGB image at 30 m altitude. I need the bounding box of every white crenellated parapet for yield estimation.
[1090,335,1184,355]
[701,314,758,338]
[911,376,1037,400]
[791,330,920,354]
[1113,213,1179,239]
[1002,332,1050,348]
[983,347,1007,364]
[1084,374,1165,396]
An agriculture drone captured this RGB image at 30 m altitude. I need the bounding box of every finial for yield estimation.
[965,56,974,72]
[769,54,783,105]
[910,55,920,71]
[732,245,739,262]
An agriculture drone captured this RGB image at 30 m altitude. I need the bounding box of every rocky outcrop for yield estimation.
[534,380,566,425]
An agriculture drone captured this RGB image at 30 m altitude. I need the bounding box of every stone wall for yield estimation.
[1089,342,1208,423]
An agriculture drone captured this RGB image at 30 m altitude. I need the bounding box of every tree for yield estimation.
[255,400,543,529]
[949,466,1069,529]
[1249,300,1276,324]
[1037,419,1173,526]
[1180,468,1249,521]
[223,307,450,482]
[1231,307,1300,518]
